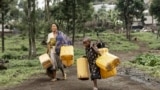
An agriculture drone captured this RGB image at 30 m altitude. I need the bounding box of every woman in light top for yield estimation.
[47,23,71,81]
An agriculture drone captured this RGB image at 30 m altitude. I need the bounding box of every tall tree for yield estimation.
[116,0,145,40]
[0,0,12,52]
[27,0,36,59]
[150,0,160,39]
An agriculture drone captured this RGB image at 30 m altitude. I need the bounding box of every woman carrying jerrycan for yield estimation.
[82,37,101,90]
[79,37,120,90]
[46,23,72,81]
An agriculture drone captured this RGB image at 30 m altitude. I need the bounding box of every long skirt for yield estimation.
[49,47,64,70]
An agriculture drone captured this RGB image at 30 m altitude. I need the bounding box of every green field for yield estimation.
[132,32,160,50]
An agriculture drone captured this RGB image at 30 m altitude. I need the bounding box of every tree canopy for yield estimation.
[116,0,145,40]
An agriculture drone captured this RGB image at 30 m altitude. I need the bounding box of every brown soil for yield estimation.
[1,40,160,90]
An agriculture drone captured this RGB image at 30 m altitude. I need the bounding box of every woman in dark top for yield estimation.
[83,37,101,90]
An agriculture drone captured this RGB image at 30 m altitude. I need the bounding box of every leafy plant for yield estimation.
[132,54,160,67]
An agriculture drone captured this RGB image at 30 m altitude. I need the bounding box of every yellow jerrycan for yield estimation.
[60,45,74,67]
[100,68,117,79]
[96,53,120,71]
[39,53,52,69]
[77,57,90,80]
[98,48,108,55]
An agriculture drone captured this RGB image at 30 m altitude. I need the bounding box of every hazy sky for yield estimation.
[37,0,45,9]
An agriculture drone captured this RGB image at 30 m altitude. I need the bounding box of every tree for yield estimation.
[27,0,36,59]
[97,5,108,28]
[116,0,145,40]
[50,0,94,44]
[44,0,51,38]
[0,0,13,52]
[150,0,160,39]
[107,10,123,33]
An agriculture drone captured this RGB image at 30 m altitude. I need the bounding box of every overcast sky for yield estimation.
[37,0,45,9]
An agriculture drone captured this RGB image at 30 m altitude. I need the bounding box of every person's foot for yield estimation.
[51,78,57,82]
[93,87,98,90]
[63,73,67,80]
[51,78,61,81]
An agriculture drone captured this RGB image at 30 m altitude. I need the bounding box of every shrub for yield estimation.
[132,54,160,67]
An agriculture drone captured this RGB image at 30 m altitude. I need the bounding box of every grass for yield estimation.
[132,32,160,50]
[0,35,46,59]
[122,61,160,79]
[0,59,43,88]
[74,48,85,60]
[90,32,139,51]
[0,35,45,88]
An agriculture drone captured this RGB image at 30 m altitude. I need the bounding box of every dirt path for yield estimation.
[2,65,159,90]
[1,41,160,90]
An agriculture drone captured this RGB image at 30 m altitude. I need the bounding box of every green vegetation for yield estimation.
[123,54,160,79]
[0,36,45,87]
[0,59,43,87]
[116,0,145,40]
[132,32,160,50]
[0,35,46,59]
[74,48,85,60]
[90,32,139,51]
[132,54,160,66]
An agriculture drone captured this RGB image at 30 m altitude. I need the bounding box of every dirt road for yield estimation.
[2,64,160,90]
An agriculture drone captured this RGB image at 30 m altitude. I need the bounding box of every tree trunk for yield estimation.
[83,28,86,38]
[44,0,50,40]
[31,0,36,57]
[157,24,160,39]
[72,0,76,45]
[1,13,5,52]
[45,0,50,21]
[128,22,131,41]
[124,15,129,40]
[152,15,153,25]
[28,0,37,59]
[28,0,32,59]
[65,0,69,35]
[124,0,131,41]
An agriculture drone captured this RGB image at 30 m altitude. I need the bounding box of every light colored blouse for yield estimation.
[47,32,56,43]
[47,32,56,53]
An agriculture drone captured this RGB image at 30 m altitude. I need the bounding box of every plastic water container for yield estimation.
[96,53,120,71]
[100,68,117,79]
[49,38,56,46]
[62,59,74,67]
[98,48,108,55]
[39,53,52,69]
[60,45,74,67]
[77,57,89,80]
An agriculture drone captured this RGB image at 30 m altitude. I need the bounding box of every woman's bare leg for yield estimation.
[93,79,98,88]
[60,67,67,79]
[53,70,56,78]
